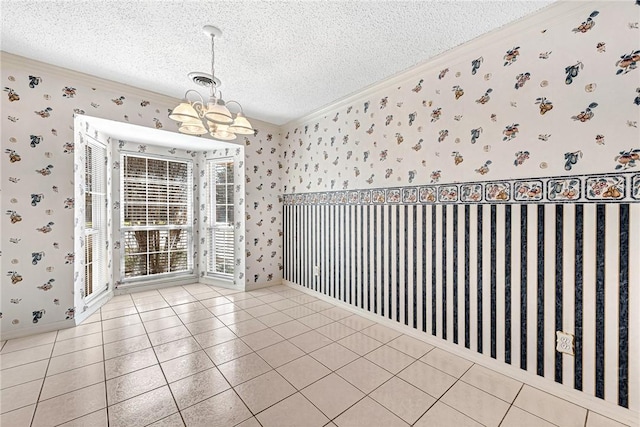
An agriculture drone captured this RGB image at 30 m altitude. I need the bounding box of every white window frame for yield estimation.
[84,139,108,302]
[207,158,235,279]
[119,152,195,282]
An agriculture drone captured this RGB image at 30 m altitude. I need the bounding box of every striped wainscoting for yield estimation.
[283,180,639,412]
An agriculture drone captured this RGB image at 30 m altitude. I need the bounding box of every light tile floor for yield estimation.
[0,283,630,427]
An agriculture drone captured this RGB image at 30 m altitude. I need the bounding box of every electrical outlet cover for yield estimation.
[556,331,575,356]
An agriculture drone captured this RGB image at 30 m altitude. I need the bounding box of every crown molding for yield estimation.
[283,0,598,129]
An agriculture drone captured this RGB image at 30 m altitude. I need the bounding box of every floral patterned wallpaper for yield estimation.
[1,53,283,338]
[280,1,639,194]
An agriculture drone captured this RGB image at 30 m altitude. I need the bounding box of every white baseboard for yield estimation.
[114,277,199,295]
[0,318,75,341]
[283,280,639,426]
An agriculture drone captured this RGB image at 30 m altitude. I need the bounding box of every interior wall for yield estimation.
[280,0,639,415]
[1,53,284,339]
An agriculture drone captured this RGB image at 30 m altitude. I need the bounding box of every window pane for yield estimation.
[85,193,93,227]
[147,183,167,202]
[125,156,146,179]
[148,205,168,225]
[125,254,148,277]
[169,205,188,225]
[169,185,188,203]
[227,206,234,223]
[169,162,188,182]
[123,204,147,226]
[170,252,188,272]
[147,159,166,180]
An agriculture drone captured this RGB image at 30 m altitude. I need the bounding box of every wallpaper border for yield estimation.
[284,172,640,205]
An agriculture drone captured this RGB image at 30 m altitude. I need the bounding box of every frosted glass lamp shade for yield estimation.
[228,112,254,135]
[205,99,233,124]
[169,101,199,122]
[178,116,207,135]
[211,124,237,141]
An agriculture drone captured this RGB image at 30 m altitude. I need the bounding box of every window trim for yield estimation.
[206,157,236,280]
[119,151,196,283]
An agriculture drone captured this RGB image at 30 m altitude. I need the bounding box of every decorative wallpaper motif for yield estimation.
[284,172,637,206]
[280,1,640,194]
[1,54,283,337]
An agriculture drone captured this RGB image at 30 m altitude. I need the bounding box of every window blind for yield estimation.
[206,159,235,277]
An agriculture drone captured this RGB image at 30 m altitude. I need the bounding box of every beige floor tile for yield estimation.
[160,350,214,383]
[148,325,191,346]
[236,416,262,427]
[257,311,294,327]
[0,405,35,427]
[105,347,158,379]
[201,296,234,308]
[364,345,415,374]
[302,373,364,419]
[414,401,482,427]
[257,340,305,368]
[233,298,266,309]
[337,315,376,331]
[229,318,268,337]
[218,352,272,386]
[370,377,435,424]
[241,328,285,351]
[337,332,383,356]
[235,370,296,413]
[282,305,317,319]
[47,345,104,376]
[311,342,359,371]
[40,361,105,400]
[441,381,510,427]
[501,406,555,427]
[169,367,230,410]
[316,322,357,341]
[256,293,286,304]
[289,330,333,353]
[108,385,177,427]
[271,320,311,339]
[420,347,473,378]
[0,331,57,354]
[336,357,393,394]
[139,307,176,322]
[171,301,205,314]
[304,300,334,311]
[184,317,225,335]
[101,314,142,331]
[32,382,106,427]
[83,311,102,324]
[290,294,319,304]
[276,355,332,390]
[397,360,457,398]
[204,338,253,365]
[386,334,434,358]
[257,392,329,427]
[51,332,102,357]
[461,364,522,403]
[143,315,183,333]
[268,299,300,311]
[321,307,353,321]
[586,411,630,427]
[154,336,201,363]
[102,299,135,311]
[101,306,138,320]
[106,364,166,405]
[0,343,53,370]
[206,304,240,316]
[334,396,409,427]
[165,295,198,306]
[0,379,42,414]
[56,322,102,342]
[216,310,254,326]
[58,408,108,427]
[0,359,48,389]
[360,324,402,343]
[102,322,147,344]
[245,304,278,318]
[193,326,238,348]
[298,313,334,329]
[514,385,587,427]
[104,334,151,359]
[181,388,252,427]
[136,300,172,313]
[177,309,214,324]
[147,412,184,427]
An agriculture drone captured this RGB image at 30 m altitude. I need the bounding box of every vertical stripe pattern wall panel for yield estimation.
[283,194,638,411]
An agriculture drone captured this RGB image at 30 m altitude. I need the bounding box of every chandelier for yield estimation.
[169,25,253,140]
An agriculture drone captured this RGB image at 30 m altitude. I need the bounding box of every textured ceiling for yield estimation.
[1,1,554,125]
